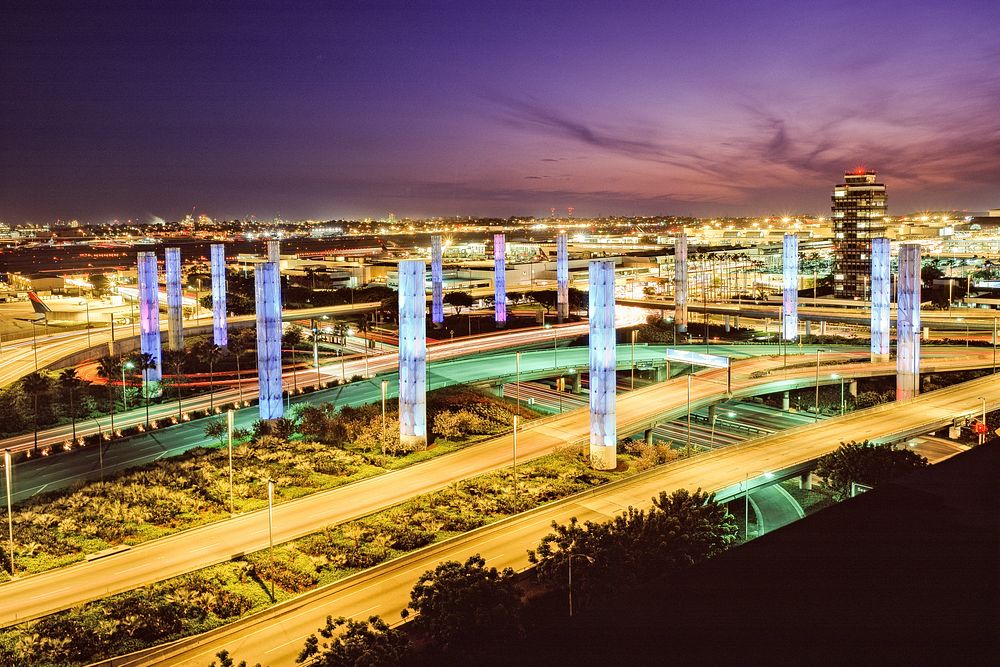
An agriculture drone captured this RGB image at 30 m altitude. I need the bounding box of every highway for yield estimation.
[105,371,1000,667]
[0,321,594,455]
[2,345,995,628]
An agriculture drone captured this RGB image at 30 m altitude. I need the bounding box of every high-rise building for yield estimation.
[831,169,887,299]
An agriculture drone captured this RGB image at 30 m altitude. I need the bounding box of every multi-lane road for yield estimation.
[3,345,995,628]
[108,371,999,667]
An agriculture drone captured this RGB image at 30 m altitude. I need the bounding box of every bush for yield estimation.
[815,440,928,500]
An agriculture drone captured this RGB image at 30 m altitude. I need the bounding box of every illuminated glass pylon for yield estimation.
[136,251,162,384]
[589,260,617,470]
[896,243,921,400]
[556,232,569,322]
[870,238,890,362]
[266,239,281,263]
[165,247,184,351]
[255,262,283,420]
[782,234,799,340]
[210,243,228,347]
[431,235,444,325]
[494,233,506,327]
[674,233,688,332]
[398,260,427,450]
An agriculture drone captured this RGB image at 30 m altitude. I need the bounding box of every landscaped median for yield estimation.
[0,386,541,585]
[0,443,668,666]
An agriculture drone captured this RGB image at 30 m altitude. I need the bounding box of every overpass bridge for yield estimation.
[100,371,1000,667]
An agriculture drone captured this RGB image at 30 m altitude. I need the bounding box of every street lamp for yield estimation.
[4,448,13,576]
[512,414,519,504]
[567,545,594,617]
[227,409,235,516]
[686,371,692,457]
[121,361,134,411]
[743,470,773,541]
[381,380,388,457]
[267,478,275,602]
[515,351,521,415]
[814,349,826,422]
[630,329,637,390]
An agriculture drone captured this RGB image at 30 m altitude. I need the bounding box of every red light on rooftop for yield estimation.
[854,166,867,175]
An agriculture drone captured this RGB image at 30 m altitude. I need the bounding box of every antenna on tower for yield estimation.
[549,207,556,219]
[567,207,575,217]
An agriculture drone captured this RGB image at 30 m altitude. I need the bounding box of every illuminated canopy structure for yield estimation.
[136,251,162,384]
[210,243,228,347]
[674,233,688,332]
[165,247,184,351]
[870,237,890,362]
[255,262,283,420]
[556,232,569,322]
[398,260,428,450]
[494,233,506,327]
[589,260,617,470]
[431,235,444,325]
[782,234,799,340]
[896,243,921,400]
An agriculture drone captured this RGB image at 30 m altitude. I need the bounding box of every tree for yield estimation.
[296,615,410,667]
[229,328,254,405]
[88,273,110,298]
[921,263,945,284]
[204,418,228,448]
[131,352,158,427]
[443,291,474,316]
[57,368,84,443]
[161,349,187,420]
[21,371,51,452]
[199,343,226,410]
[209,650,260,667]
[282,328,303,394]
[528,489,736,608]
[400,554,523,653]
[95,356,121,432]
[816,440,928,500]
[530,289,559,314]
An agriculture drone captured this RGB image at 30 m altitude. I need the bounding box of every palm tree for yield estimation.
[133,352,157,427]
[21,372,50,452]
[282,327,303,394]
[95,356,120,433]
[199,343,226,411]
[229,328,252,405]
[57,368,84,443]
[161,350,187,420]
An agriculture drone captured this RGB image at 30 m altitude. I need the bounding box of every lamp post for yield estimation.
[993,317,997,373]
[814,349,825,422]
[512,414,518,504]
[567,547,594,618]
[381,380,388,457]
[515,351,521,414]
[121,360,133,411]
[743,470,773,541]
[686,371,692,457]
[977,396,987,446]
[630,329,637,390]
[227,409,235,516]
[267,478,275,602]
[4,448,13,576]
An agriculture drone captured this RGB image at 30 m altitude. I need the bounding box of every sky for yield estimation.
[1,0,999,223]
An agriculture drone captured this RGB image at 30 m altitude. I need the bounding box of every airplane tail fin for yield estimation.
[28,291,52,315]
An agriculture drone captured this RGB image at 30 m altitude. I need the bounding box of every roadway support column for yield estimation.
[165,247,184,352]
[782,234,799,341]
[799,472,813,490]
[589,260,617,470]
[656,364,667,382]
[820,321,827,335]
[896,243,921,400]
[210,243,228,347]
[556,232,569,322]
[805,320,811,337]
[570,372,581,394]
[644,429,654,446]
[398,260,428,450]
[674,233,688,333]
[431,235,444,326]
[494,233,506,328]
[848,380,857,397]
[782,391,790,411]
[136,251,163,385]
[870,237,891,363]
[254,262,283,420]
[724,314,730,332]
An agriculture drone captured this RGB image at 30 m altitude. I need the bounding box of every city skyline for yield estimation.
[2,1,999,222]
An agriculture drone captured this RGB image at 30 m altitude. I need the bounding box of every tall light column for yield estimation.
[782,234,799,341]
[589,260,616,470]
[136,251,162,383]
[165,247,184,351]
[266,239,281,263]
[398,260,428,450]
[870,237,890,362]
[210,243,228,347]
[674,233,688,333]
[556,232,569,322]
[255,262,283,420]
[431,235,444,326]
[896,243,921,400]
[494,233,506,327]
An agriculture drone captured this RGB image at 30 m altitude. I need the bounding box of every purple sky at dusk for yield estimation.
[2,0,999,223]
